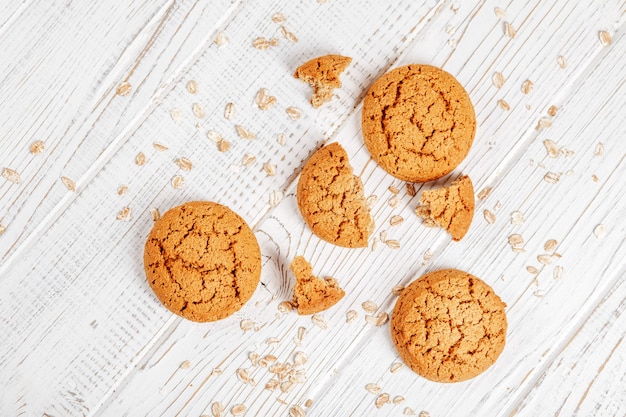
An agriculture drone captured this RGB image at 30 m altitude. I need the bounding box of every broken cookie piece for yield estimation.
[290,256,345,315]
[297,142,373,248]
[294,55,352,108]
[415,175,475,241]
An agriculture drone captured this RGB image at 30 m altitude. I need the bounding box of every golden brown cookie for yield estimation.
[290,256,345,315]
[391,269,507,383]
[362,64,476,182]
[297,142,373,248]
[144,201,261,322]
[416,175,475,241]
[294,55,352,108]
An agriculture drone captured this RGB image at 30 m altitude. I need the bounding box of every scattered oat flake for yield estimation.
[116,81,131,96]
[294,351,308,365]
[388,195,399,207]
[135,152,146,166]
[593,224,606,238]
[406,183,416,196]
[492,71,505,88]
[236,125,257,139]
[192,103,205,119]
[375,393,391,409]
[418,411,431,417]
[538,254,552,265]
[390,362,403,373]
[3,168,22,184]
[186,80,198,94]
[240,319,255,331]
[253,37,271,50]
[304,399,313,408]
[594,142,604,156]
[153,142,168,151]
[311,314,327,329]
[222,102,235,120]
[206,131,222,143]
[242,153,256,167]
[390,215,404,226]
[538,117,552,129]
[504,21,516,38]
[269,190,284,207]
[394,396,405,405]
[171,175,185,189]
[599,30,612,46]
[263,162,277,176]
[592,174,599,182]
[543,140,559,158]
[557,55,567,69]
[298,326,306,341]
[498,99,510,110]
[277,133,287,146]
[392,285,405,296]
[508,234,524,248]
[494,6,506,18]
[217,139,231,152]
[170,108,183,124]
[116,207,131,221]
[509,211,524,225]
[212,402,224,417]
[386,240,401,249]
[150,208,160,221]
[269,38,280,46]
[404,407,416,415]
[286,107,302,120]
[175,157,192,171]
[280,26,298,42]
[477,187,493,200]
[231,404,246,416]
[289,405,305,417]
[521,79,534,94]
[484,209,496,224]
[0,223,5,236]
[361,301,378,313]
[266,337,280,345]
[365,383,381,394]
[526,265,538,274]
[346,309,358,323]
[237,368,250,383]
[213,32,229,49]
[548,105,558,117]
[179,360,190,369]
[272,12,286,23]
[366,312,389,326]
[30,140,45,154]
[61,176,76,191]
[553,266,564,280]
[371,237,379,251]
[366,195,378,208]
[117,185,128,195]
[544,172,561,184]
[544,239,558,251]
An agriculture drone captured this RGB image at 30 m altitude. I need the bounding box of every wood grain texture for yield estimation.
[0,0,624,416]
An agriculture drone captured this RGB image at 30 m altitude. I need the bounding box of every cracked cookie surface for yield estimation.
[290,256,345,315]
[362,64,476,182]
[297,142,373,248]
[391,269,507,382]
[416,175,475,241]
[294,54,352,108]
[144,201,261,322]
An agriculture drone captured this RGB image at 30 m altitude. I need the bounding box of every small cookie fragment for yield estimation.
[415,175,474,241]
[144,202,261,322]
[391,269,507,382]
[297,142,373,248]
[290,256,345,315]
[362,65,476,182]
[294,55,352,108]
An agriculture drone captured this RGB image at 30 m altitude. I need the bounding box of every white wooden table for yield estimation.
[1,1,624,416]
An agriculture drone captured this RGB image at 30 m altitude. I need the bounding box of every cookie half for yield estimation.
[297,142,373,248]
[416,175,475,241]
[290,256,345,315]
[391,269,507,382]
[294,55,352,108]
[362,64,476,182]
[144,201,261,322]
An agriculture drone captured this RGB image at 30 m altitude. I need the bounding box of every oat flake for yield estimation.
[186,80,198,94]
[207,130,222,143]
[286,107,302,120]
[599,30,612,46]
[30,140,45,154]
[390,215,404,226]
[192,103,205,119]
[484,209,496,224]
[361,301,378,313]
[346,310,358,323]
[510,211,524,225]
[594,142,604,156]
[494,7,506,18]
[386,240,401,249]
[521,79,534,94]
[492,71,505,88]
[365,383,381,394]
[236,125,257,139]
[280,26,298,42]
[253,37,270,50]
[393,396,405,405]
[214,32,229,48]
[175,157,192,171]
[212,402,224,417]
[593,224,606,238]
[117,185,128,195]
[557,55,567,69]
[224,102,235,120]
[170,108,183,124]
[269,190,284,207]
[2,168,21,184]
[544,239,558,251]
[61,176,76,192]
[171,175,185,189]
[477,187,493,199]
[289,406,305,417]
[375,393,391,409]
[498,99,510,110]
[116,207,131,221]
[264,162,277,176]
[390,362,402,373]
[543,140,559,158]
[116,81,132,96]
[272,12,286,23]
[504,21,516,38]
[242,154,256,167]
[277,133,287,146]
[544,172,561,184]
[153,142,168,151]
[404,408,416,415]
[135,152,146,166]
[406,183,416,196]
[392,285,405,296]
[311,314,327,329]
[526,265,538,274]
[150,208,160,221]
[553,266,564,280]
[230,404,246,416]
[217,139,231,152]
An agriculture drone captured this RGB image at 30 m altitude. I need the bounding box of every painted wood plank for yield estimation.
[0,0,447,415]
[0,0,238,268]
[95,1,625,416]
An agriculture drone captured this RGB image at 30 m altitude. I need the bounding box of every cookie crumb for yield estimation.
[294,55,352,108]
[290,256,344,315]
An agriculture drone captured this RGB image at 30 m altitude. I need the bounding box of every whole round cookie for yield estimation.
[144,201,261,322]
[391,269,507,382]
[362,65,476,182]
